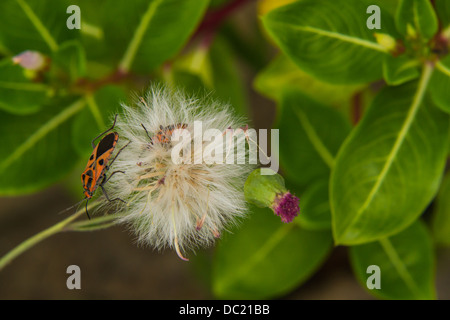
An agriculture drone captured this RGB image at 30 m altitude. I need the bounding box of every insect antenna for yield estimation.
[57,196,88,216]
[91,114,118,148]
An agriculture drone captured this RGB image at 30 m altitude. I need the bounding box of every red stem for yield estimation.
[193,0,253,48]
[351,92,362,125]
[74,69,130,93]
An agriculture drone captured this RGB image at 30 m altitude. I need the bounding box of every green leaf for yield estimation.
[0,97,86,195]
[432,172,450,246]
[396,0,438,41]
[253,54,362,109]
[169,36,248,117]
[210,0,229,8]
[220,21,270,72]
[212,206,332,299]
[262,0,397,84]
[350,220,436,300]
[72,85,128,157]
[331,66,450,245]
[0,58,49,114]
[170,71,208,96]
[79,0,209,73]
[209,36,248,117]
[277,91,351,187]
[435,0,450,29]
[0,0,77,54]
[296,179,331,231]
[429,56,450,113]
[382,54,420,86]
[51,40,86,84]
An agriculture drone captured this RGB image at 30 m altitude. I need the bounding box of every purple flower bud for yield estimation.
[272,192,300,223]
[245,168,301,223]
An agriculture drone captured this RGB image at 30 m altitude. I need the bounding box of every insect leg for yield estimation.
[85,198,91,220]
[141,124,153,145]
[100,184,127,204]
[102,170,125,185]
[105,141,131,170]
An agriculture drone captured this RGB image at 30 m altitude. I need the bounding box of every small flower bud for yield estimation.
[12,50,46,71]
[406,24,418,39]
[442,26,450,41]
[374,33,397,52]
[244,168,300,223]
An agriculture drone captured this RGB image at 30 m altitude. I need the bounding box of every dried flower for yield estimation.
[104,85,254,260]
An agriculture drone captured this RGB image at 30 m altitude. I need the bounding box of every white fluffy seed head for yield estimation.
[103,85,254,259]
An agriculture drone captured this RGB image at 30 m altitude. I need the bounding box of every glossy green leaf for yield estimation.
[212,206,332,299]
[382,54,420,85]
[396,0,438,41]
[0,0,77,54]
[331,67,450,245]
[432,173,450,246]
[429,55,450,113]
[71,85,128,157]
[277,91,351,187]
[262,0,397,84]
[378,0,401,14]
[0,58,49,114]
[350,221,436,300]
[253,54,361,109]
[79,0,209,73]
[296,179,331,231]
[0,97,86,195]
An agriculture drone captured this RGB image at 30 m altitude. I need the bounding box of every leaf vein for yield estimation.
[0,99,85,173]
[273,22,388,53]
[294,109,335,168]
[15,0,58,52]
[338,64,434,241]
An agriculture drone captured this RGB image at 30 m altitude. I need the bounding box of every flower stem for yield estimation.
[194,0,252,38]
[0,203,97,271]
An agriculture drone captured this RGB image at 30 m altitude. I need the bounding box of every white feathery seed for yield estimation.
[104,85,254,260]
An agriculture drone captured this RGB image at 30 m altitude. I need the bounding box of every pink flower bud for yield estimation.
[12,51,46,71]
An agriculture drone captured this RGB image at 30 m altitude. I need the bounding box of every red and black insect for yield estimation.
[141,123,188,146]
[81,114,130,219]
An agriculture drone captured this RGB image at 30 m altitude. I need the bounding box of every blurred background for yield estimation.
[1,0,450,300]
[2,186,450,299]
